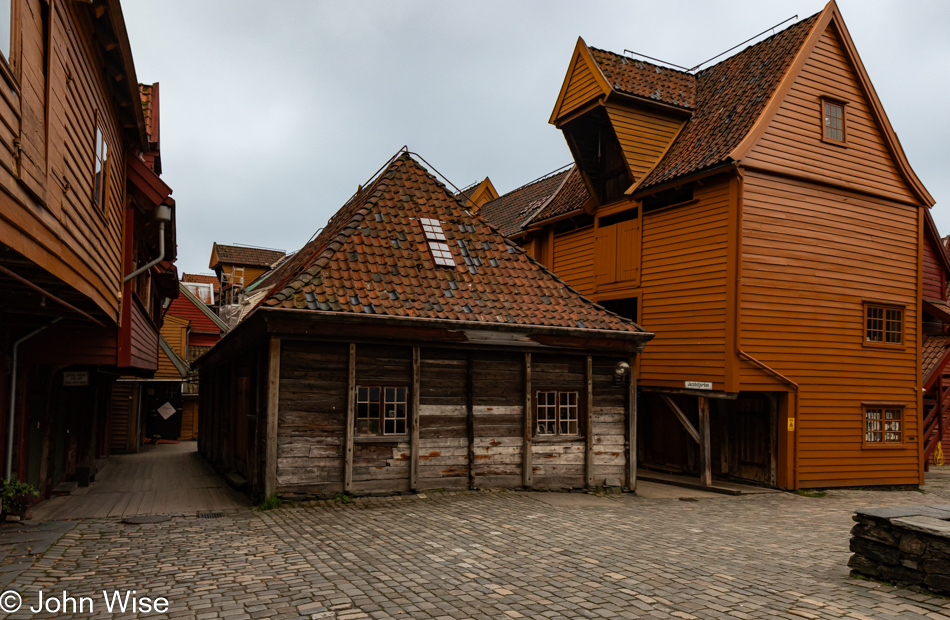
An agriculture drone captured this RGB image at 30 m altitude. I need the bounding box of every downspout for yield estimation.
[5,318,62,480]
[733,167,801,489]
[123,204,172,283]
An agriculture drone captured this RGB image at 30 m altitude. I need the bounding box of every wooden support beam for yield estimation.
[585,355,594,489]
[410,347,421,492]
[522,352,533,488]
[660,393,700,443]
[627,355,637,492]
[467,354,475,490]
[264,338,280,499]
[698,396,712,487]
[344,343,356,493]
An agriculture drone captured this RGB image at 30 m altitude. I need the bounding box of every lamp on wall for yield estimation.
[613,361,630,383]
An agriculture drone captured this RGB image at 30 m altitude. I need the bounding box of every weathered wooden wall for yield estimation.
[741,170,920,486]
[201,339,634,498]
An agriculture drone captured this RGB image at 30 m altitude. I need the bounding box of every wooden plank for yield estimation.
[264,338,281,498]
[585,355,594,488]
[344,343,356,493]
[410,346,420,492]
[659,393,700,443]
[627,355,637,491]
[522,352,532,488]
[698,396,712,487]
[467,354,475,490]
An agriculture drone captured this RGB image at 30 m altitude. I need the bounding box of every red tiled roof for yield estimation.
[264,154,646,334]
[588,48,695,109]
[212,244,286,269]
[586,13,820,190]
[477,168,570,237]
[529,166,590,226]
[182,273,220,292]
[923,335,950,385]
[139,84,154,144]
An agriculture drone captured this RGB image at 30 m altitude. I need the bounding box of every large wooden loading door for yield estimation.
[638,391,780,487]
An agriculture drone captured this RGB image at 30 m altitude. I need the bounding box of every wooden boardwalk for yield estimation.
[29,442,249,521]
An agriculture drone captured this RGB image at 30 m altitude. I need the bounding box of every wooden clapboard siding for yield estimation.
[552,226,595,295]
[552,48,604,123]
[0,0,127,317]
[740,170,919,486]
[154,315,188,380]
[605,104,682,183]
[744,22,915,205]
[128,297,158,371]
[923,234,944,300]
[638,178,732,388]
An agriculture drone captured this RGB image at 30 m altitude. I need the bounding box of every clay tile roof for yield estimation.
[182,273,220,293]
[262,153,647,334]
[213,244,286,268]
[923,334,950,384]
[477,167,571,237]
[588,48,695,109]
[585,12,820,191]
[528,166,590,226]
[139,84,153,144]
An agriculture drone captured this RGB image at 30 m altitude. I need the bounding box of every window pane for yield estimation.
[537,391,556,435]
[885,309,902,344]
[369,387,380,402]
[866,306,884,342]
[0,0,9,60]
[865,408,882,443]
[559,391,579,436]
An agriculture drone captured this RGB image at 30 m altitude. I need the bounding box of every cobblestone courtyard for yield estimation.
[6,475,950,619]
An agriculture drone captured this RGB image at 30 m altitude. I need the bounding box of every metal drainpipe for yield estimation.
[5,317,62,480]
[123,221,165,283]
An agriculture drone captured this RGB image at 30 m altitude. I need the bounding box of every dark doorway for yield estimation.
[712,392,779,486]
[144,383,183,442]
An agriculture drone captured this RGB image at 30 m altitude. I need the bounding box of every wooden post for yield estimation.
[344,343,356,493]
[466,354,475,490]
[522,352,532,488]
[585,355,594,489]
[264,338,281,499]
[410,347,421,492]
[698,396,712,487]
[627,355,637,492]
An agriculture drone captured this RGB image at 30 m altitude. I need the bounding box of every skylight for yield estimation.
[420,218,455,268]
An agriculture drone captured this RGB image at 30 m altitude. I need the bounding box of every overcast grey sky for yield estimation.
[121,1,950,277]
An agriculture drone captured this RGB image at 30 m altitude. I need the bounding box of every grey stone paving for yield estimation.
[5,476,950,619]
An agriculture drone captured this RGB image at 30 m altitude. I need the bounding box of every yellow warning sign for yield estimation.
[788,418,795,432]
[936,442,945,466]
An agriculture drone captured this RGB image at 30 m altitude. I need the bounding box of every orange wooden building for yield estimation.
[480,1,935,489]
[0,0,177,496]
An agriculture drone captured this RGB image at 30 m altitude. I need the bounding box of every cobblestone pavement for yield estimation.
[6,475,950,619]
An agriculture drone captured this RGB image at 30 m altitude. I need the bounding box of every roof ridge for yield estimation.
[588,45,693,77]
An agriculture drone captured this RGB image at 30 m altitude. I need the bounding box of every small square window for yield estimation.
[864,303,902,346]
[822,99,845,144]
[535,391,580,437]
[863,406,903,446]
[356,385,408,436]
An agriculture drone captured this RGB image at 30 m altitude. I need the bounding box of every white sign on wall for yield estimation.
[684,381,712,390]
[63,371,89,387]
[157,402,177,420]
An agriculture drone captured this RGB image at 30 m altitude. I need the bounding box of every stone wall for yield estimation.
[849,506,950,592]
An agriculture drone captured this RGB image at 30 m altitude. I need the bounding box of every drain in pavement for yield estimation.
[121,514,171,524]
[196,511,223,519]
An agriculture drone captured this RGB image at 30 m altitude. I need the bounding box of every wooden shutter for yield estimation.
[617,218,640,283]
[593,224,617,285]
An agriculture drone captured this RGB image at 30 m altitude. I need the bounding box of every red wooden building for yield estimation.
[0,0,176,497]
[480,1,935,489]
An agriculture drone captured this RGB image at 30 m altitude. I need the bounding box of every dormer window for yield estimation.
[821,98,845,144]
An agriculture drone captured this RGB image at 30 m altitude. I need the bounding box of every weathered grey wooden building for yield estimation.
[197,152,653,499]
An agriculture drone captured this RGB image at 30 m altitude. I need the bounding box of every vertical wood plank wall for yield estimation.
[206,340,634,498]
[741,170,920,486]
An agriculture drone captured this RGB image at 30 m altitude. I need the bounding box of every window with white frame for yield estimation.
[419,217,455,268]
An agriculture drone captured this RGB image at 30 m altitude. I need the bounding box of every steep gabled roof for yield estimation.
[477,167,571,237]
[528,166,590,226]
[182,273,220,293]
[210,244,286,269]
[580,14,820,191]
[262,153,646,334]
